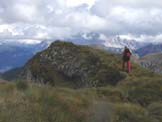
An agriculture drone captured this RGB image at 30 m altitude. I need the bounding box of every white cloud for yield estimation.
[64,11,108,31]
[14,4,38,22]
[66,0,96,8]
[19,39,41,44]
[0,0,162,44]
[119,34,162,43]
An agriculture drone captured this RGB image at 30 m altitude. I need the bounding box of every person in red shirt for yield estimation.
[122,46,132,73]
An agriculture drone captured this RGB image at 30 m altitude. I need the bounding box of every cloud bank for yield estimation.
[0,0,162,44]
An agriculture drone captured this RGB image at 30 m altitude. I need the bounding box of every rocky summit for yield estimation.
[13,41,125,88]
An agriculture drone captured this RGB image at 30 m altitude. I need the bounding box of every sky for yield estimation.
[0,0,162,44]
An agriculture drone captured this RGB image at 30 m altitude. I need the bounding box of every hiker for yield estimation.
[122,46,132,73]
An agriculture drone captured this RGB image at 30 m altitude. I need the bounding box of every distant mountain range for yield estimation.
[70,33,146,49]
[103,36,146,50]
[80,33,162,57]
[135,43,162,57]
[0,32,162,73]
[69,33,148,54]
[0,41,48,72]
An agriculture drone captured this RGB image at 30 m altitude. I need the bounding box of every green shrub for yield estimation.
[147,102,162,122]
[113,103,153,122]
[126,80,162,106]
[96,87,124,102]
[16,80,28,91]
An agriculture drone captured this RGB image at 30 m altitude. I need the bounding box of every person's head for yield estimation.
[124,46,128,50]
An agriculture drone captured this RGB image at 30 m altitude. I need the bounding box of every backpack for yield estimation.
[123,49,131,61]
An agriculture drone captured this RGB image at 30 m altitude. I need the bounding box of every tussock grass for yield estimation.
[0,81,161,122]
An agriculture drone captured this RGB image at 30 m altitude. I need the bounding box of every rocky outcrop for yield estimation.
[138,53,162,73]
[18,41,125,88]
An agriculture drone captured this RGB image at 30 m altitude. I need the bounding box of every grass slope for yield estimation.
[0,80,162,122]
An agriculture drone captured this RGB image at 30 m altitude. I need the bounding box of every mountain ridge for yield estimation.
[135,43,162,57]
[2,40,158,87]
[17,41,126,88]
[0,40,48,72]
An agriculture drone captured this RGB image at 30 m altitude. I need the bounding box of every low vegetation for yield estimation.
[0,76,161,122]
